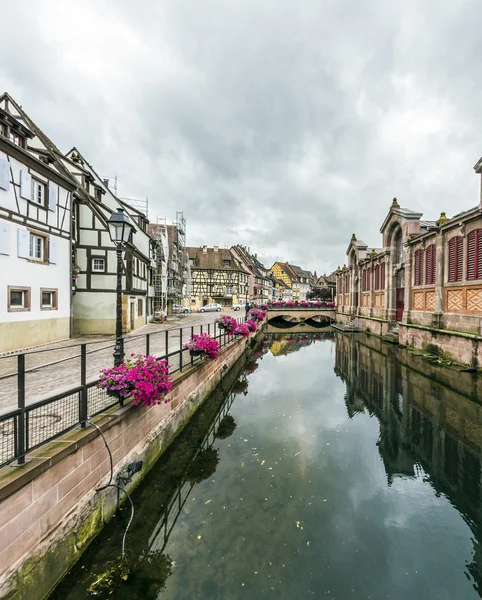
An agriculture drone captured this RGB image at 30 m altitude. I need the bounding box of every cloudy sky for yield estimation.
[1,1,481,274]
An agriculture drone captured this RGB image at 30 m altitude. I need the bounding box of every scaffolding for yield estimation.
[120,196,148,217]
[152,217,169,320]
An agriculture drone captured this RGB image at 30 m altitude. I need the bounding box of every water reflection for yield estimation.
[334,331,482,596]
[270,331,334,356]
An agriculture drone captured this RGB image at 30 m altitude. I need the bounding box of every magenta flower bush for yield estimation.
[299,301,310,308]
[259,303,269,311]
[234,323,251,337]
[184,333,221,360]
[215,315,238,334]
[285,301,296,308]
[246,319,257,332]
[248,308,266,322]
[98,354,173,406]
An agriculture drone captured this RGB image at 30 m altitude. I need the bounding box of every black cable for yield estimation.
[86,420,134,561]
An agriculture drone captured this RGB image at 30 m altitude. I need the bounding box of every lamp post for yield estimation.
[107,208,136,366]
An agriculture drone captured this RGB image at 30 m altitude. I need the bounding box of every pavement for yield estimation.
[0,310,246,414]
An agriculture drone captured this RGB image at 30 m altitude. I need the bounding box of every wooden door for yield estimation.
[395,288,404,322]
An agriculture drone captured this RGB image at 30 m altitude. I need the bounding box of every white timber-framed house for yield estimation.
[0,93,76,353]
[63,148,152,335]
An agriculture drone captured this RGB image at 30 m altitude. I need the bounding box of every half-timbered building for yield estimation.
[187,246,250,310]
[64,148,152,335]
[230,245,272,304]
[0,93,76,352]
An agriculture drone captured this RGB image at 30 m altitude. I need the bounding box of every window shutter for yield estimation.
[17,228,29,258]
[414,250,423,286]
[20,169,32,200]
[467,231,476,280]
[0,222,11,255]
[49,237,58,264]
[448,237,463,282]
[381,262,385,289]
[425,245,436,285]
[0,157,9,191]
[477,230,482,280]
[48,185,57,212]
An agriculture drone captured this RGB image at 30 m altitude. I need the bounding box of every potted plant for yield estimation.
[98,354,173,406]
[215,315,238,334]
[246,319,257,333]
[247,308,266,322]
[184,333,221,360]
[233,323,250,337]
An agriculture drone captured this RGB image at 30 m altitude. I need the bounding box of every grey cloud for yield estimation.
[1,0,481,274]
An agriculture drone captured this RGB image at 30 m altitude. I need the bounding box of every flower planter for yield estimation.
[217,323,225,330]
[189,349,204,357]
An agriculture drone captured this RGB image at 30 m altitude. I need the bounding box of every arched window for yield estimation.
[414,249,423,286]
[467,229,482,281]
[425,245,436,285]
[448,236,463,282]
[380,262,385,289]
[393,229,403,264]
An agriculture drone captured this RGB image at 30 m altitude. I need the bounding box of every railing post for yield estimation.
[179,328,183,372]
[165,329,169,361]
[191,326,194,365]
[146,333,150,357]
[17,354,26,465]
[79,344,87,428]
[208,323,210,336]
[200,324,203,335]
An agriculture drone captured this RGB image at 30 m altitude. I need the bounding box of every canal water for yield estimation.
[51,331,482,600]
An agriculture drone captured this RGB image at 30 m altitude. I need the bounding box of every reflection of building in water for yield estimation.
[334,332,482,596]
[270,332,333,357]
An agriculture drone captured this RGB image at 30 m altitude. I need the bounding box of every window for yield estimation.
[30,179,45,205]
[425,245,436,285]
[40,288,58,311]
[394,230,403,264]
[414,249,423,286]
[223,260,230,267]
[95,188,102,202]
[362,268,370,292]
[448,236,463,282]
[9,131,24,148]
[8,286,31,312]
[467,229,482,281]
[29,234,44,261]
[137,298,143,316]
[92,257,105,272]
[189,258,195,266]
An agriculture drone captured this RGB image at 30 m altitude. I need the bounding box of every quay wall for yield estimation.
[336,311,482,369]
[0,331,263,600]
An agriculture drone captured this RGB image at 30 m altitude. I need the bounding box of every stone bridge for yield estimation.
[267,307,335,328]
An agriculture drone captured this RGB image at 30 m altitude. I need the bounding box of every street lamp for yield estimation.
[244,282,248,303]
[108,208,136,366]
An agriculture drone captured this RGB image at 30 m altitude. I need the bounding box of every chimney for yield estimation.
[213,245,219,253]
[202,245,208,254]
[103,178,109,189]
[473,157,482,209]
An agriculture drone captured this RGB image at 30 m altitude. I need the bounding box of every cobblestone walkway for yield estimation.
[0,311,240,414]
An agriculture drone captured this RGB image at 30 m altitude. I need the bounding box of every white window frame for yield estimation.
[31,178,46,206]
[8,286,31,312]
[29,234,44,261]
[92,257,106,272]
[40,288,58,311]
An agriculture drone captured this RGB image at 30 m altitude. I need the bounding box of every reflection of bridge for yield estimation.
[266,322,333,334]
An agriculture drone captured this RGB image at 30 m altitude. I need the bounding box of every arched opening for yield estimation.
[388,223,404,322]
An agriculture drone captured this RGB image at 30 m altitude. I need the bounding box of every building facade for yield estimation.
[0,94,76,352]
[187,246,250,310]
[65,148,152,335]
[335,174,482,367]
[231,245,271,304]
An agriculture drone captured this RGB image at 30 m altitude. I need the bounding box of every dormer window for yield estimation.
[9,131,24,148]
[95,188,102,202]
[223,260,231,267]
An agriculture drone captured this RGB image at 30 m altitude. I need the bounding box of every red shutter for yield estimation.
[448,237,463,282]
[425,245,436,285]
[414,250,423,286]
[381,262,385,289]
[367,269,371,290]
[375,265,379,290]
[467,231,477,280]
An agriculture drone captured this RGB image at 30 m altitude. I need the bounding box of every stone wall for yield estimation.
[399,324,481,369]
[336,312,390,337]
[0,332,260,600]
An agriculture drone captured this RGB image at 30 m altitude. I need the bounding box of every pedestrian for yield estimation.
[245,300,250,320]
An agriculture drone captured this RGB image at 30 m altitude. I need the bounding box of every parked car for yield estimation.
[173,304,191,314]
[199,303,222,313]
[232,301,247,311]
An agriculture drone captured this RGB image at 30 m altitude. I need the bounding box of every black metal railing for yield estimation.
[0,318,246,468]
